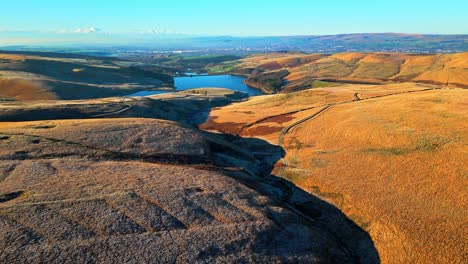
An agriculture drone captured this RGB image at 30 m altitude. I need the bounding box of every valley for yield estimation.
[0,50,466,263]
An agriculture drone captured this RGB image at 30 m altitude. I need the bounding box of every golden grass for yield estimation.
[413,53,468,87]
[202,83,436,141]
[330,52,367,63]
[202,84,468,263]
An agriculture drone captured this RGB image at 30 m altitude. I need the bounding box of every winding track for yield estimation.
[90,97,137,118]
[277,105,332,147]
[276,105,332,177]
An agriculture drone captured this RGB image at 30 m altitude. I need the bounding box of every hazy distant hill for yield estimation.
[2,33,467,55]
[186,33,468,53]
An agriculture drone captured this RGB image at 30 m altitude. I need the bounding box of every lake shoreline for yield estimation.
[127,74,264,97]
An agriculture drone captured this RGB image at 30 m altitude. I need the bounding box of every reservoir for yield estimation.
[127,74,263,97]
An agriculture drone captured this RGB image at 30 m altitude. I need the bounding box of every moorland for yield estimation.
[0,49,466,263]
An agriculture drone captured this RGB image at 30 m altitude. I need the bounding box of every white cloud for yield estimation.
[57,27,102,34]
[137,27,187,36]
[139,28,170,34]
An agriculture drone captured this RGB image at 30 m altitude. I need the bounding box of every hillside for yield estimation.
[201,83,468,263]
[0,52,174,100]
[222,52,468,93]
[0,118,378,263]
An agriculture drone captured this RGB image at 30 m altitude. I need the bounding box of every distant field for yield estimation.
[201,83,468,263]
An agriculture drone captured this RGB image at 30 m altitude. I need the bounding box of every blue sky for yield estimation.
[1,0,467,36]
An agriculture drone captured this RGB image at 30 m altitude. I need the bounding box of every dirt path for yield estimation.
[276,105,332,177]
[278,105,332,147]
[90,97,135,118]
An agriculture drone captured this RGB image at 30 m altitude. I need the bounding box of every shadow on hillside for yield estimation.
[0,92,247,124]
[210,132,381,263]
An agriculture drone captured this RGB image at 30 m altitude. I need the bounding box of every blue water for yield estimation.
[127,75,263,97]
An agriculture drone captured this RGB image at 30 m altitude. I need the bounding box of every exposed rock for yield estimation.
[0,118,378,263]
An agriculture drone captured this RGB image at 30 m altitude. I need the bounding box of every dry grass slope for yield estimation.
[201,83,468,263]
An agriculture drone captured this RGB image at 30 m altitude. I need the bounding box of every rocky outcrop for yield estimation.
[0,118,379,263]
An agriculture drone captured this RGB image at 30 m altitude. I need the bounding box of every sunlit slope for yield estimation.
[229,52,468,93]
[201,83,468,263]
